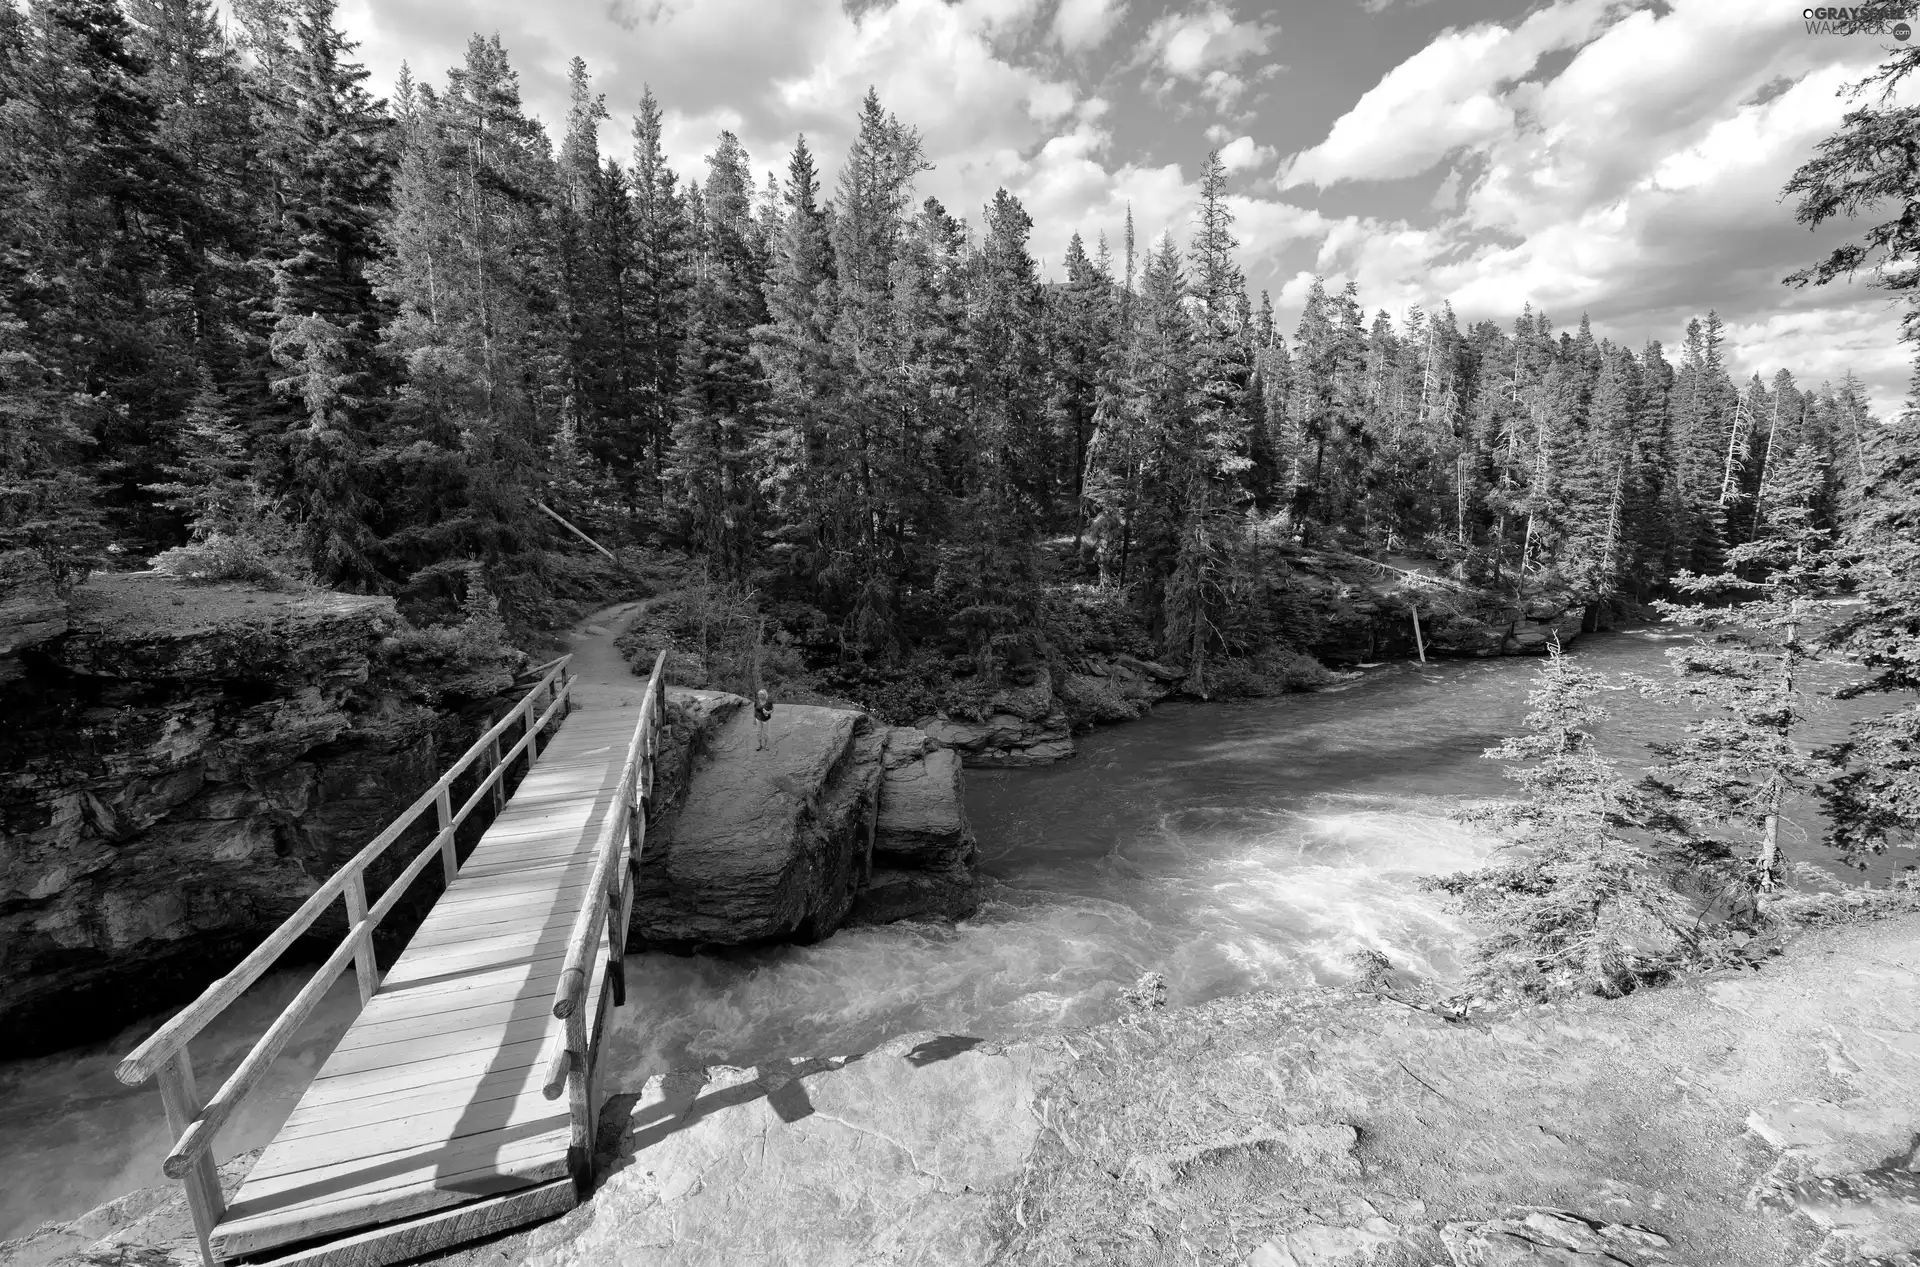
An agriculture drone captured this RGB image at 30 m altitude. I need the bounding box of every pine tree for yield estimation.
[627,86,692,502]
[1437,640,1699,999]
[373,34,557,598]
[247,0,393,586]
[670,132,768,580]
[1640,441,1833,892]
[1820,335,1920,860]
[752,135,838,586]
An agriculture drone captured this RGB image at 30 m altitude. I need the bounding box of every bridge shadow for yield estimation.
[593,1033,991,1182]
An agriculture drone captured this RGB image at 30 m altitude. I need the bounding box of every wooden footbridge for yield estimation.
[115,649,670,1266]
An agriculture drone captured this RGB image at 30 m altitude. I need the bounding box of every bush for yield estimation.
[151,532,304,590]
[378,565,522,703]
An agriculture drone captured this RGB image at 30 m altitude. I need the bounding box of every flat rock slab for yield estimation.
[23,917,1920,1267]
[636,701,868,943]
[506,1034,1065,1267]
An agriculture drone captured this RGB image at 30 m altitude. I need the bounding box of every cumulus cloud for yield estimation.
[1053,0,1127,51]
[1273,0,1913,415]
[1139,2,1281,81]
[1217,135,1276,172]
[1279,0,1620,189]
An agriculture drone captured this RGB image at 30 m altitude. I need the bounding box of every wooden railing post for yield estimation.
[562,1005,593,1194]
[343,872,377,1005]
[436,786,456,884]
[157,1048,224,1267]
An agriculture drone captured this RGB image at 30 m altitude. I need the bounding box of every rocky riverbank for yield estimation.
[913,555,1600,769]
[15,911,1917,1267]
[0,571,533,1054]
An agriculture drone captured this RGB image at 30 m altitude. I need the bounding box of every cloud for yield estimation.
[1217,135,1275,172]
[1279,0,1620,189]
[1270,0,1913,415]
[1053,0,1126,51]
[1139,3,1281,81]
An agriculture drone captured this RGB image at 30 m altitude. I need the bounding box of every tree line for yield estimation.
[0,0,1899,686]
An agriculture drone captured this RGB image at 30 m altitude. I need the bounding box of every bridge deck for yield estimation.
[209,707,641,1262]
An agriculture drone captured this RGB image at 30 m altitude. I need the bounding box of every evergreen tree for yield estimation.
[1639,442,1834,892]
[1820,338,1920,860]
[670,132,768,580]
[627,86,692,501]
[1437,640,1698,999]
[247,0,392,585]
[752,135,837,587]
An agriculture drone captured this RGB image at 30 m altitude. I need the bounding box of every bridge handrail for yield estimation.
[110,656,573,1261]
[115,655,575,1086]
[540,650,666,1143]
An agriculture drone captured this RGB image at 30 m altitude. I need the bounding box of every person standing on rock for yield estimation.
[750,616,774,752]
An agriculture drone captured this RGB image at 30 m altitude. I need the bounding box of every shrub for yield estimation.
[151,532,304,590]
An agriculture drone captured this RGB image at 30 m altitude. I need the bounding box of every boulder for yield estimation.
[634,696,881,946]
[634,699,980,946]
[873,731,973,869]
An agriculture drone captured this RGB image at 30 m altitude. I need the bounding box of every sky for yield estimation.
[330,0,1919,418]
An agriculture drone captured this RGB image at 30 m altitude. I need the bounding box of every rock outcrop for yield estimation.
[16,913,1917,1267]
[0,574,514,1054]
[633,691,979,947]
[0,551,66,663]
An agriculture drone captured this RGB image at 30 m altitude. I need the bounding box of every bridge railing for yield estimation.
[113,654,576,1266]
[542,648,668,1185]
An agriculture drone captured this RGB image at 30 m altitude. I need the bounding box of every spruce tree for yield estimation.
[1639,441,1833,892]
[1820,335,1920,861]
[670,132,769,581]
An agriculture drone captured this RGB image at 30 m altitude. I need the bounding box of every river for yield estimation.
[0,628,1894,1241]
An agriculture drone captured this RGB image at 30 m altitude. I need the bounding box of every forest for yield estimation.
[3,0,1898,647]
[3,0,1918,908]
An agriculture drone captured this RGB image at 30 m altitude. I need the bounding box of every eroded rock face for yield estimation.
[633,694,980,946]
[0,576,507,1054]
[0,551,66,664]
[918,664,1075,768]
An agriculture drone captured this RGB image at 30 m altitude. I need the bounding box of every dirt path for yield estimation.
[559,599,655,712]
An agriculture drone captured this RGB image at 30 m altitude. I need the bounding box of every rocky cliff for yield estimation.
[0,573,517,1055]
[633,687,978,947]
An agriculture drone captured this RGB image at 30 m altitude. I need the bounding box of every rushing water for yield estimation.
[0,629,1896,1240]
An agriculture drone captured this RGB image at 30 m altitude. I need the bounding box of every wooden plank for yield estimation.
[335,988,560,1050]
[225,1120,569,1215]
[385,905,582,954]
[377,945,569,996]
[385,923,577,968]
[246,1089,568,1182]
[214,1134,569,1258]
[427,870,593,905]
[356,970,566,1032]
[305,1019,556,1083]
[411,882,589,918]
[292,1040,553,1114]
[357,960,567,1011]
[311,1009,557,1080]
[276,1066,556,1143]
[250,1179,575,1267]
